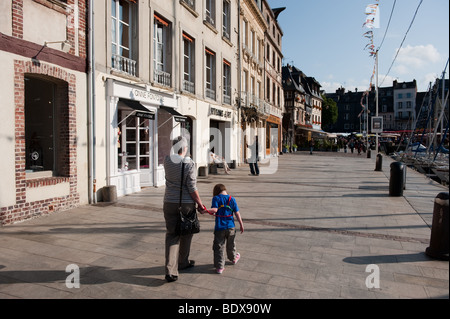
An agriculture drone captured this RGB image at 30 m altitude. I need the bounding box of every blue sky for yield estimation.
[267,0,449,93]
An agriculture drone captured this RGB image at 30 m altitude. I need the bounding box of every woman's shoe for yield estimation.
[216,268,224,274]
[179,260,195,270]
[165,274,178,282]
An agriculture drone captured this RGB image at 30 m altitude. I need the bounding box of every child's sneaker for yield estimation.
[216,268,224,274]
[232,253,240,265]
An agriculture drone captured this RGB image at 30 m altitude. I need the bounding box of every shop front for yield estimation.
[106,79,179,196]
[208,105,238,167]
[266,115,282,157]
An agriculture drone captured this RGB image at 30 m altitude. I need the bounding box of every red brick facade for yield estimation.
[0,61,80,225]
[0,0,87,225]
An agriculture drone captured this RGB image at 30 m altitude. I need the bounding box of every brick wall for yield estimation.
[0,60,80,226]
[11,0,87,59]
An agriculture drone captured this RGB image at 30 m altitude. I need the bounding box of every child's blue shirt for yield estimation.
[211,194,239,231]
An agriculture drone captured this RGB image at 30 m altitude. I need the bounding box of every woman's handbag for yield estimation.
[177,162,200,236]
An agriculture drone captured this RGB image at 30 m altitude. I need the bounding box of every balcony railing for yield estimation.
[183,80,195,94]
[206,87,216,100]
[154,69,171,87]
[223,94,231,105]
[112,54,137,77]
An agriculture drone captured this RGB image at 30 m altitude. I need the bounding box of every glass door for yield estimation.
[118,109,153,186]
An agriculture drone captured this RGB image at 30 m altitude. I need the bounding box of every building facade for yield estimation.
[91,0,240,199]
[0,0,88,225]
[262,1,284,157]
[393,80,417,131]
[282,64,323,148]
[239,0,284,163]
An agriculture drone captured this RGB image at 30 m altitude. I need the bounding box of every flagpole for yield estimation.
[375,49,379,154]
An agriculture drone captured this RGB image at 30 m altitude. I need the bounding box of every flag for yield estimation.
[363,4,380,29]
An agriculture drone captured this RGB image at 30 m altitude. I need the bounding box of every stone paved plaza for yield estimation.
[0,151,448,299]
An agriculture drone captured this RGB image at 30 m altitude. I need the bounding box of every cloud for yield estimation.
[394,44,441,73]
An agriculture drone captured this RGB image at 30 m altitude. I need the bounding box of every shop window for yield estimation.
[117,108,151,172]
[25,76,69,177]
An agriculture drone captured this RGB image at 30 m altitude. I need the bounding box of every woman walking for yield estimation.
[163,136,205,282]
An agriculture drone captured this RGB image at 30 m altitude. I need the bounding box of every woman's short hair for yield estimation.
[172,136,188,155]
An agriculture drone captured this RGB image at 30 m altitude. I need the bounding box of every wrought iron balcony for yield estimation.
[112,54,137,77]
[183,80,195,94]
[154,69,171,87]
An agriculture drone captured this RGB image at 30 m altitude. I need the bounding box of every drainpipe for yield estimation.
[237,0,242,166]
[87,0,97,204]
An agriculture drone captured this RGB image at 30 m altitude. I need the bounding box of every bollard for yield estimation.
[102,185,117,203]
[375,154,383,171]
[389,162,405,196]
[367,148,371,158]
[425,192,449,261]
[198,166,208,177]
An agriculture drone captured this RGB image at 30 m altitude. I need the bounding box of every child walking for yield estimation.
[203,184,244,274]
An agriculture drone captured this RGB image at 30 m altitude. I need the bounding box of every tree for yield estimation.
[321,94,338,130]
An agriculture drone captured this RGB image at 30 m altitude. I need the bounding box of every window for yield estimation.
[111,0,136,76]
[398,102,403,109]
[205,48,216,100]
[153,14,171,87]
[183,33,195,94]
[242,20,248,49]
[181,0,195,10]
[117,109,151,172]
[223,60,231,105]
[25,76,68,177]
[205,0,216,26]
[222,0,230,40]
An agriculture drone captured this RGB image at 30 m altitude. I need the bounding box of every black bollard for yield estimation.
[375,154,383,171]
[389,162,405,196]
[426,192,449,261]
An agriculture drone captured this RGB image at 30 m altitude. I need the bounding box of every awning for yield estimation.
[119,98,155,120]
[160,106,187,123]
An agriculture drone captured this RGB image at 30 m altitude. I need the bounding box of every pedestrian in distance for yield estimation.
[209,149,231,174]
[349,139,355,154]
[309,138,314,155]
[163,136,205,282]
[247,135,260,176]
[201,183,244,274]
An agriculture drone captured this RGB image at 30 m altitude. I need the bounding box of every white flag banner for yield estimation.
[364,4,380,29]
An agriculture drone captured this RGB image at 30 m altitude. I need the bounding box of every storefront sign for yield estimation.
[135,111,155,120]
[108,79,177,108]
[210,106,232,119]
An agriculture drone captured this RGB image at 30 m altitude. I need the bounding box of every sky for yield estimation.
[267,0,449,93]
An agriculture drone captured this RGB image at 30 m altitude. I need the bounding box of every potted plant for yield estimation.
[282,144,289,153]
[292,144,298,152]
